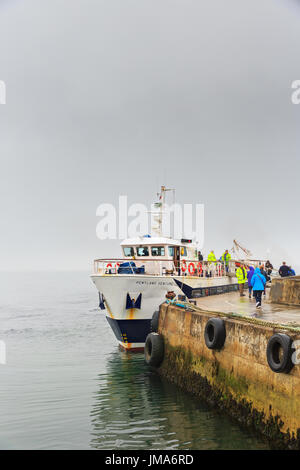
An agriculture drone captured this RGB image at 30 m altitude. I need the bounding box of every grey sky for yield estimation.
[0,0,299,271]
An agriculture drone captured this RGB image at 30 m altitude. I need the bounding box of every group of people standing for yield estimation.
[198,250,297,309]
[205,249,232,272]
[236,264,268,309]
[278,262,296,277]
[236,260,296,309]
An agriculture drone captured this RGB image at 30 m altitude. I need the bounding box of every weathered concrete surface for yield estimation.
[194,290,300,327]
[158,301,300,449]
[270,277,300,307]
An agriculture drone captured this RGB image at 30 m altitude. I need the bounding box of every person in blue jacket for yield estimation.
[251,267,266,308]
[247,266,255,298]
[288,266,296,276]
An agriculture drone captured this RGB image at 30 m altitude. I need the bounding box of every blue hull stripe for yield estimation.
[106,318,151,344]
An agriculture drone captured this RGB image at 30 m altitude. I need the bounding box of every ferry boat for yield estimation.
[90,187,246,351]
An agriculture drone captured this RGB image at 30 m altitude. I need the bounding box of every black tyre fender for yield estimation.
[144,333,164,367]
[151,310,160,333]
[266,333,294,373]
[204,318,226,350]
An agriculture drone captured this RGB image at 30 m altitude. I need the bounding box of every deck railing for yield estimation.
[93,258,237,278]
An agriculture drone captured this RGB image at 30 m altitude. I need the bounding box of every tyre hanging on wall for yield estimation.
[204,318,226,350]
[144,333,164,367]
[151,310,160,333]
[266,333,294,373]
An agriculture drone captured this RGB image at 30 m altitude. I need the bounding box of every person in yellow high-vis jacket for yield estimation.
[221,250,231,273]
[207,250,217,277]
[207,251,217,263]
[236,264,247,297]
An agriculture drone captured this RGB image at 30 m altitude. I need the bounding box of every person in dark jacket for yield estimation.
[279,262,290,277]
[251,268,266,308]
[288,266,296,276]
[260,266,268,296]
[247,266,255,298]
[265,260,273,276]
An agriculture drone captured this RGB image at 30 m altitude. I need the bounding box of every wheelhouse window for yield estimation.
[168,246,174,256]
[123,247,135,257]
[151,246,165,256]
[136,246,149,256]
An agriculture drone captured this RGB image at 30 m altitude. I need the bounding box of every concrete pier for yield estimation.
[155,291,300,449]
[270,276,300,306]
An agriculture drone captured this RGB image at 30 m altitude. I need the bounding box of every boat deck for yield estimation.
[193,288,300,327]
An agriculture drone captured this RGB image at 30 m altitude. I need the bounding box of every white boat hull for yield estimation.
[90,274,239,351]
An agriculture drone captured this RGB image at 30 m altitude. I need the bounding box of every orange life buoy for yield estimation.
[188,262,195,275]
[197,262,203,275]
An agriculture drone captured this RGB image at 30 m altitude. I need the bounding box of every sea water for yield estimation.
[0,272,269,450]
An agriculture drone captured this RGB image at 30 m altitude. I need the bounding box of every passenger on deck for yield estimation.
[221,250,231,272]
[288,266,296,276]
[279,262,290,278]
[251,268,266,309]
[207,250,216,262]
[207,251,217,277]
[198,251,204,261]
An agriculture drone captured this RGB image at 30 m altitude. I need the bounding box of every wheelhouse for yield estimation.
[120,236,198,265]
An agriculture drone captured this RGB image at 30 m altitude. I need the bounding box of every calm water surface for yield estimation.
[0,272,269,449]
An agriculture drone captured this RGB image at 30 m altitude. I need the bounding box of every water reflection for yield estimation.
[90,351,269,450]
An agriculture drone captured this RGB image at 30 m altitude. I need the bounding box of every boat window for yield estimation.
[123,247,135,257]
[168,246,174,256]
[181,246,187,256]
[151,246,165,256]
[136,246,149,256]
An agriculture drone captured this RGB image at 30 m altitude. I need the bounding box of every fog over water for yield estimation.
[0,0,299,272]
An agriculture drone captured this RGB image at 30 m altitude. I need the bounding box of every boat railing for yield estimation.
[93,258,238,278]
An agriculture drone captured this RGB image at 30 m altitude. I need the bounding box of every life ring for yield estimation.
[197,262,203,275]
[106,263,113,271]
[181,260,187,273]
[188,262,195,275]
[204,318,226,350]
[266,333,294,373]
[144,333,164,367]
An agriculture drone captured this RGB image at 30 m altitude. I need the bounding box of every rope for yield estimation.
[182,301,300,333]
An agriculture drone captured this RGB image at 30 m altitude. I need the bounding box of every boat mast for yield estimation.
[151,186,174,237]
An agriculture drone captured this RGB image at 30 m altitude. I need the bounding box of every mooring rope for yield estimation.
[182,301,300,333]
